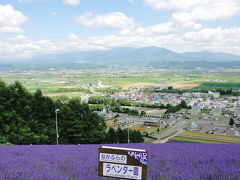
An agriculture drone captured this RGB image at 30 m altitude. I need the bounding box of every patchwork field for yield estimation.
[121,106,166,116]
[192,82,240,91]
[170,82,201,89]
[44,92,86,97]
[145,109,166,116]
[170,131,240,144]
[121,82,157,89]
[1,68,240,98]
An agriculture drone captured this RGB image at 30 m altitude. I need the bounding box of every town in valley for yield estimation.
[1,67,240,143]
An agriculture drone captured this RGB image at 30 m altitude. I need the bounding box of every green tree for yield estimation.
[140,111,147,116]
[105,127,118,143]
[180,100,188,108]
[229,118,235,126]
[0,80,107,145]
[59,99,106,144]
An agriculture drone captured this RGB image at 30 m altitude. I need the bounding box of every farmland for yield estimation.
[121,106,166,116]
[1,67,240,145]
[1,68,240,99]
[1,144,240,180]
[192,82,240,91]
[169,131,240,144]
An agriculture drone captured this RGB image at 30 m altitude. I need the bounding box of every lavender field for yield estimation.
[0,143,240,180]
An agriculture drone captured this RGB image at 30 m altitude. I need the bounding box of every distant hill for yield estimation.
[182,51,240,62]
[1,46,240,70]
[22,46,240,65]
[26,46,182,65]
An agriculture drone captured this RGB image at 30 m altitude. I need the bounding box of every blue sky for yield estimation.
[0,0,240,59]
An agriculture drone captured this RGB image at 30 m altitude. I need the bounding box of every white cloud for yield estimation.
[76,12,136,29]
[1,25,240,60]
[0,0,239,60]
[144,0,240,23]
[63,0,80,6]
[42,26,240,55]
[193,24,203,30]
[0,26,24,33]
[172,3,240,23]
[184,27,240,43]
[5,34,29,42]
[1,24,240,60]
[120,21,176,36]
[144,0,172,10]
[144,0,239,11]
[183,27,240,53]
[65,32,184,53]
[0,38,61,59]
[0,4,28,33]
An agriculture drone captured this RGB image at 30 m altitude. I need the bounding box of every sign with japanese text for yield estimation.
[98,146,148,180]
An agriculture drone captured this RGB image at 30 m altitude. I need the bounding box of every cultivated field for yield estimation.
[192,82,240,91]
[121,106,166,116]
[1,68,240,98]
[170,82,200,89]
[121,82,157,89]
[170,131,240,144]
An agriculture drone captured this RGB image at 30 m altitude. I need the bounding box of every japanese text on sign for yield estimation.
[103,163,142,180]
[99,153,127,164]
[98,146,148,180]
[127,151,148,165]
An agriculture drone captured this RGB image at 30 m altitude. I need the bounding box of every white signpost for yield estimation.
[98,146,148,180]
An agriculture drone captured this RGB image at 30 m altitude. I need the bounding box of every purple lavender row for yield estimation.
[0,143,240,180]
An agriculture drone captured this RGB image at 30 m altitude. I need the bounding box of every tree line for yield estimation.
[142,86,240,96]
[88,96,191,115]
[89,97,139,115]
[105,127,144,144]
[216,89,240,96]
[45,88,91,94]
[0,80,143,145]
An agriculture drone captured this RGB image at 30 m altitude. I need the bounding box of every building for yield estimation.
[212,107,222,117]
[186,123,198,131]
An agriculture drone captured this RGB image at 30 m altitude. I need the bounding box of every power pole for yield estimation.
[55,109,60,145]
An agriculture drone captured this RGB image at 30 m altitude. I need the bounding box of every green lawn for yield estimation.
[192,82,240,90]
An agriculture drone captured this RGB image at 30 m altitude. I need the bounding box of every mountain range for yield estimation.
[27,46,240,65]
[1,46,240,70]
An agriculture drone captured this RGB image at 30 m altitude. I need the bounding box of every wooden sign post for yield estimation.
[98,146,148,180]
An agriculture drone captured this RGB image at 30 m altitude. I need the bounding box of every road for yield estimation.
[153,118,228,142]
[116,115,229,142]
[187,118,227,126]
[155,121,188,140]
